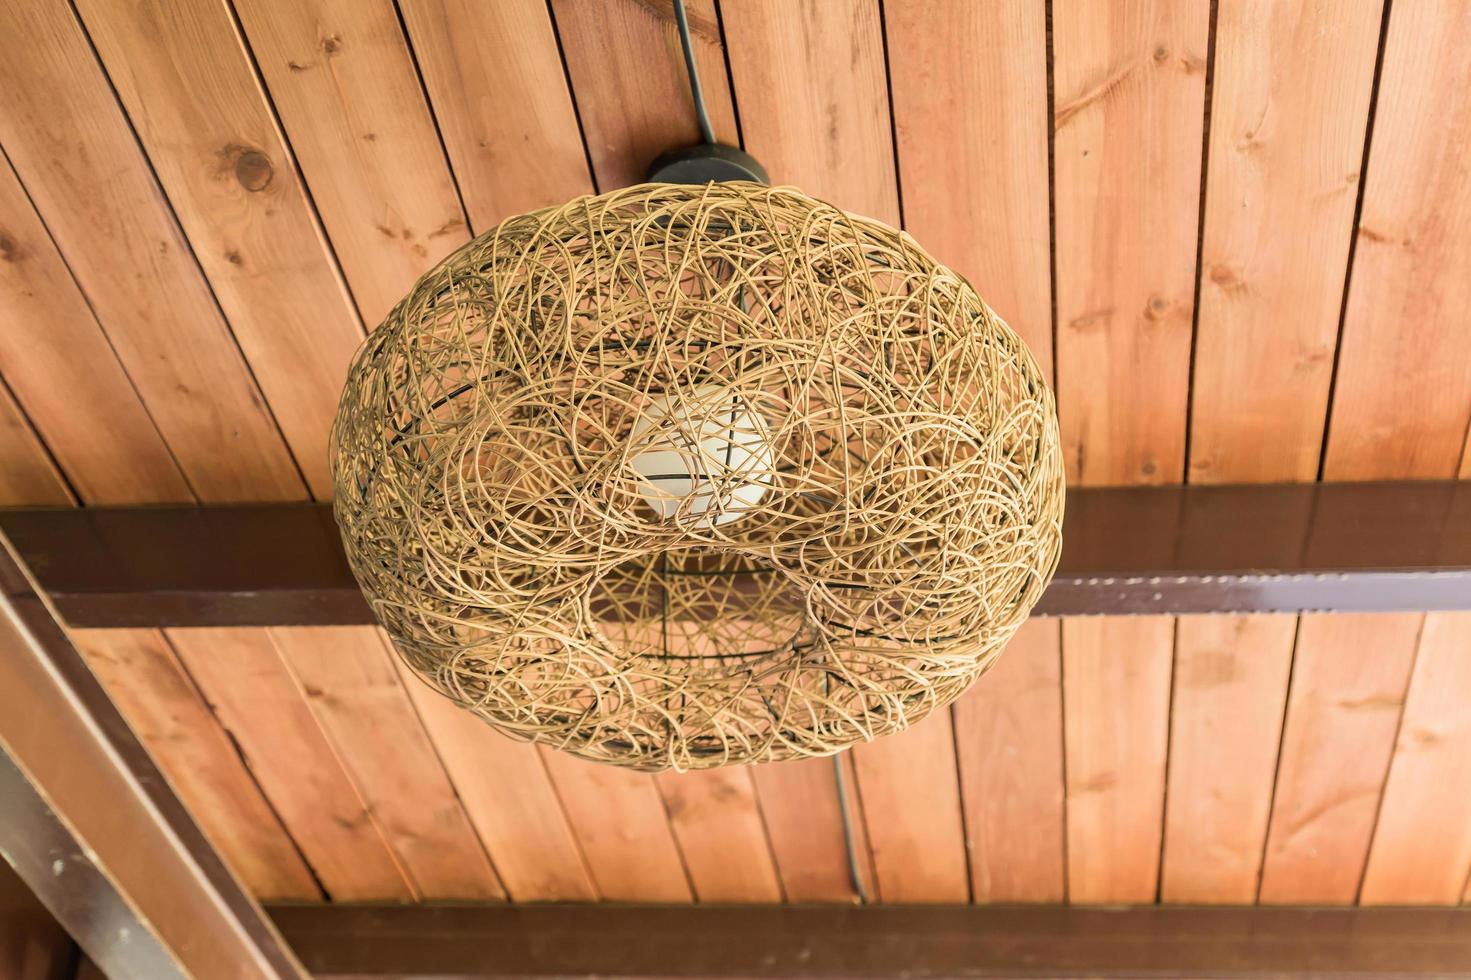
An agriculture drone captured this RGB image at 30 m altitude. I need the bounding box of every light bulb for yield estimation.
[628,384,774,527]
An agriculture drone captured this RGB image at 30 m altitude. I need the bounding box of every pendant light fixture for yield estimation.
[331,3,1063,772]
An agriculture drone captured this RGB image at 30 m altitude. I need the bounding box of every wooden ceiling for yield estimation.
[1,0,1469,911]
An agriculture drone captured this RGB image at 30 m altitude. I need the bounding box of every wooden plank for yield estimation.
[391,655,597,901]
[749,755,871,903]
[0,2,304,503]
[1188,0,1382,484]
[884,0,1053,375]
[398,0,591,230]
[166,628,414,901]
[538,748,692,903]
[1052,0,1209,486]
[72,629,319,901]
[552,0,737,190]
[269,902,1471,979]
[0,855,75,980]
[655,768,784,902]
[1161,615,1295,903]
[1258,614,1420,904]
[1062,617,1174,903]
[267,627,504,900]
[73,0,365,499]
[1325,1,1471,481]
[0,155,189,504]
[1360,613,1471,905]
[232,0,469,324]
[721,0,896,222]
[852,711,969,903]
[0,384,70,507]
[953,619,1066,903]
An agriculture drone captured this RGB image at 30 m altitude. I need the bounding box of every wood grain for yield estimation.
[749,755,870,903]
[233,0,469,324]
[0,383,71,507]
[852,710,970,903]
[721,0,896,222]
[953,620,1066,903]
[540,748,693,902]
[655,768,784,902]
[74,0,365,498]
[398,0,591,230]
[1188,0,1382,484]
[1325,0,1471,480]
[885,0,1054,376]
[1161,615,1295,903]
[1360,613,1471,905]
[0,155,188,504]
[72,628,319,900]
[269,627,504,900]
[552,0,736,190]
[392,655,597,901]
[1052,0,1209,486]
[1258,614,1420,904]
[1062,617,1174,903]
[0,2,303,502]
[166,627,413,900]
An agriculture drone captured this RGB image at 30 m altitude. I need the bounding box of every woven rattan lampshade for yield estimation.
[332,182,1063,771]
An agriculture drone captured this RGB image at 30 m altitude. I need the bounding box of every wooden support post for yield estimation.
[0,530,306,978]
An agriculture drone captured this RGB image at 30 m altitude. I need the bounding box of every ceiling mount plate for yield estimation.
[647,143,769,185]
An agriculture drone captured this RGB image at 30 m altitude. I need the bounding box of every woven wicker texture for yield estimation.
[332,182,1063,771]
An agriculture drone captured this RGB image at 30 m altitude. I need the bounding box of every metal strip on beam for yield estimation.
[2,480,1469,626]
[266,902,1471,979]
[0,530,307,979]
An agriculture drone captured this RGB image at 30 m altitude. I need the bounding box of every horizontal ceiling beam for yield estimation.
[266,901,1471,979]
[2,480,1469,627]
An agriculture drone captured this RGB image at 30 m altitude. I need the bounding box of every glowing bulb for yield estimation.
[628,384,774,527]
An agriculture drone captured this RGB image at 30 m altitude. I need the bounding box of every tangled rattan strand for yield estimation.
[332,181,1064,772]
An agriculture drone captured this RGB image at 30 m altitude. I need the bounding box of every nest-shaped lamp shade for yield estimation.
[332,182,1064,771]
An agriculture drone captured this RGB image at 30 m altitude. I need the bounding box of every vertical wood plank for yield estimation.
[392,655,598,901]
[539,748,693,903]
[749,755,870,903]
[552,0,737,190]
[953,620,1066,903]
[0,384,71,507]
[0,2,304,502]
[885,0,1054,373]
[167,628,415,900]
[1258,614,1420,904]
[1161,615,1295,903]
[1052,0,1209,486]
[1360,613,1471,905]
[0,156,189,504]
[852,711,969,903]
[1188,0,1382,484]
[1325,1,1471,480]
[232,0,470,324]
[398,0,592,230]
[655,768,784,902]
[721,0,897,222]
[72,629,319,900]
[74,0,365,498]
[269,627,505,900]
[1062,617,1174,903]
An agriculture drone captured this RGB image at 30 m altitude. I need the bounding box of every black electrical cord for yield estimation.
[672,0,716,144]
[833,752,872,903]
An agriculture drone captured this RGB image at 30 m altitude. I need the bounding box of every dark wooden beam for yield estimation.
[0,530,306,978]
[266,902,1471,979]
[2,480,1469,627]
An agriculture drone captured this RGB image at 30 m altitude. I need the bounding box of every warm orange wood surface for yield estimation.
[1162,616,1294,903]
[1062,617,1174,903]
[953,621,1066,903]
[2,0,1467,912]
